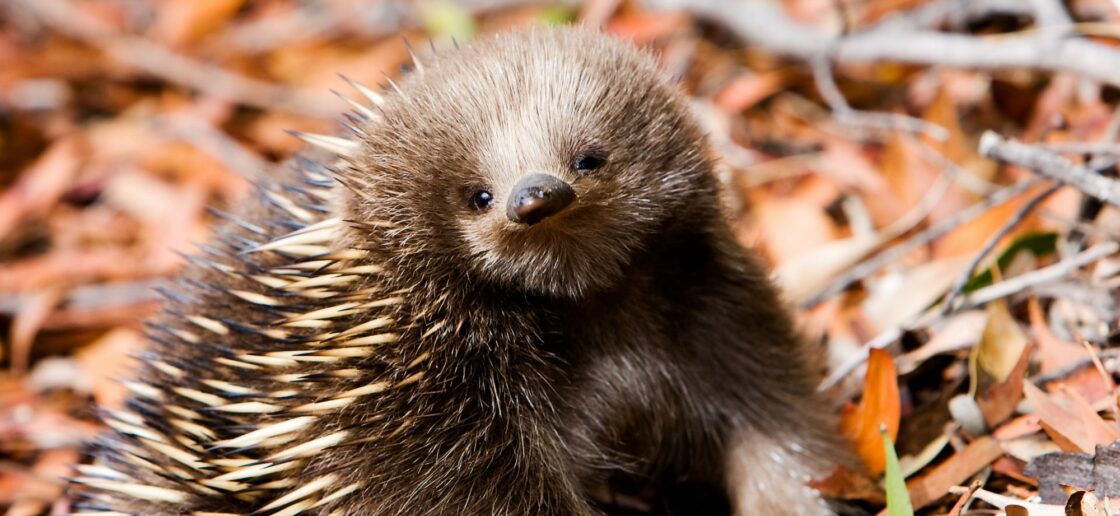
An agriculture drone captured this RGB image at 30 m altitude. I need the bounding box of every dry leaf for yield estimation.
[714,72,785,113]
[1028,297,1091,375]
[152,0,247,46]
[975,343,1029,427]
[976,299,1029,384]
[840,348,901,475]
[774,232,882,304]
[906,436,1004,509]
[0,138,80,239]
[750,195,840,268]
[74,328,146,409]
[896,310,986,375]
[861,256,969,330]
[1024,383,1120,454]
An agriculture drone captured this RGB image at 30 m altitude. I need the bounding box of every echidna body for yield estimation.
[77,28,841,515]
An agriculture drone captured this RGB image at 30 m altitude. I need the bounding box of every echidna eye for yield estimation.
[469,189,494,211]
[573,153,606,173]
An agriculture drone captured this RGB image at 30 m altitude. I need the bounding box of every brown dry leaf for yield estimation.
[923,88,996,186]
[1023,74,1077,141]
[870,134,955,229]
[995,414,1043,441]
[74,327,146,409]
[1028,297,1091,375]
[862,135,911,229]
[774,232,882,304]
[266,37,412,94]
[896,310,986,375]
[812,139,888,193]
[580,0,624,27]
[1056,367,1114,413]
[860,256,970,331]
[852,0,930,26]
[152,0,247,47]
[101,168,186,224]
[934,184,1047,259]
[808,466,885,504]
[714,71,785,113]
[906,436,1004,509]
[1024,382,1120,454]
[24,447,76,505]
[750,195,840,268]
[991,456,1037,486]
[975,344,1029,428]
[0,248,156,293]
[975,299,1029,384]
[605,10,691,45]
[840,348,900,475]
[0,137,81,240]
[9,289,63,374]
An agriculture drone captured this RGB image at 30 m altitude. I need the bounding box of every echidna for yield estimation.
[73,27,842,515]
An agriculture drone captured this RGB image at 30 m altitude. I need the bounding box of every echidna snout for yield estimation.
[506,173,576,225]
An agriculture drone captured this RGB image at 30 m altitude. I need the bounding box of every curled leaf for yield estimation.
[840,348,901,475]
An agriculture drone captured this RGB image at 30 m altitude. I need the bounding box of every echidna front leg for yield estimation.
[725,429,834,516]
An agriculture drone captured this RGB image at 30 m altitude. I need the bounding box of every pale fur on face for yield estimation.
[345,27,710,299]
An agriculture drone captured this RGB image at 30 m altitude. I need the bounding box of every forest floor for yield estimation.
[4,0,1120,514]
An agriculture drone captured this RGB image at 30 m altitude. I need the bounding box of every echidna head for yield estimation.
[344,27,714,299]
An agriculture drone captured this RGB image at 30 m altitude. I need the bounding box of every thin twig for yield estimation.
[957,241,1118,309]
[156,115,273,180]
[647,0,1120,87]
[913,139,999,195]
[941,182,1062,315]
[868,0,1032,33]
[802,179,1039,308]
[980,131,1120,207]
[820,242,1118,390]
[810,55,949,141]
[947,479,984,516]
[819,309,937,391]
[1031,348,1120,385]
[1038,142,1120,156]
[1072,329,1120,419]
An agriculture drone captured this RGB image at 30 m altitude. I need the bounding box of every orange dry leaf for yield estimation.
[937,184,1045,259]
[152,0,247,47]
[874,134,954,229]
[714,72,785,113]
[750,195,840,268]
[840,348,901,475]
[75,328,146,409]
[605,10,691,45]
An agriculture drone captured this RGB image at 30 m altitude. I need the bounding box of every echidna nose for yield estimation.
[506,173,576,225]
